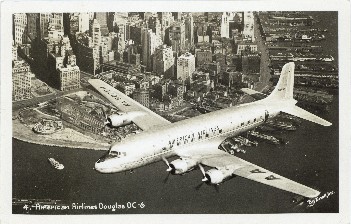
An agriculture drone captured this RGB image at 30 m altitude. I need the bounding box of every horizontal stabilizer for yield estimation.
[282,106,332,126]
[241,88,267,100]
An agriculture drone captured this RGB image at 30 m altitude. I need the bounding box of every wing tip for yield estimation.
[306,190,321,199]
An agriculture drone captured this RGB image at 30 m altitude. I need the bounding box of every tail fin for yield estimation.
[267,62,295,100]
[267,62,332,127]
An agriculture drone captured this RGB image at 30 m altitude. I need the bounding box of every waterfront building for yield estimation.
[12,59,32,101]
[59,98,105,134]
[153,45,175,79]
[177,52,195,82]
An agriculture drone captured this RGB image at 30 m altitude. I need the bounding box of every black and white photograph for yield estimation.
[1,0,350,223]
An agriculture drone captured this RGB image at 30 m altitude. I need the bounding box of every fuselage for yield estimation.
[94,98,291,173]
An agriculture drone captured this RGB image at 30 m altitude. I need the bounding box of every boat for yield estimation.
[48,158,64,170]
[248,131,280,145]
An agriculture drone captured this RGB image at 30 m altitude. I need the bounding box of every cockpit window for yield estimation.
[96,149,126,163]
[109,150,126,157]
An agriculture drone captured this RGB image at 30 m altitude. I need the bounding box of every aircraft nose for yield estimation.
[94,160,105,173]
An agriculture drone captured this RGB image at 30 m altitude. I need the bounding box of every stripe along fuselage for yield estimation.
[94,98,285,173]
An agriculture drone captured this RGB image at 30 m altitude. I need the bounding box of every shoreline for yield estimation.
[12,119,110,151]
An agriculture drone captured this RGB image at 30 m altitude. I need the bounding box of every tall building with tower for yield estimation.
[184,13,194,47]
[177,52,195,82]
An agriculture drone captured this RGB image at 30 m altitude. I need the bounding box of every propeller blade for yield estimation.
[195,182,204,191]
[161,157,172,172]
[198,164,206,176]
[198,164,208,181]
[163,172,171,184]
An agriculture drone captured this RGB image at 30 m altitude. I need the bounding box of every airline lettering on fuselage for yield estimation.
[168,125,221,148]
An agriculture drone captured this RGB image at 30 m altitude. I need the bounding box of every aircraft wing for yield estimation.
[88,79,170,131]
[175,142,320,198]
[241,88,267,100]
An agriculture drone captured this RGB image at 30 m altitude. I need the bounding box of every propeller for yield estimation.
[162,157,173,172]
[196,164,219,193]
[198,164,208,182]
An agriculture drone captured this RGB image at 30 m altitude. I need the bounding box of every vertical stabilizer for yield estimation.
[267,62,295,100]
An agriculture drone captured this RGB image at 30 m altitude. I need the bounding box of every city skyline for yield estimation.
[3,5,347,224]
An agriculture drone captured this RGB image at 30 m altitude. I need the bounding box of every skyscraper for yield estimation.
[167,21,186,54]
[26,13,39,42]
[184,13,194,47]
[221,12,230,38]
[95,12,109,36]
[141,28,162,71]
[78,12,90,33]
[91,19,101,48]
[176,52,195,82]
[153,45,175,79]
[12,44,32,101]
[13,13,27,45]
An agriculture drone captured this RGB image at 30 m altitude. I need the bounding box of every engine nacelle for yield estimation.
[205,168,233,184]
[107,113,132,127]
[170,158,197,175]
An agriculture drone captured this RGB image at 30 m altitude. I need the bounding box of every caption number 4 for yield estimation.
[23,204,30,210]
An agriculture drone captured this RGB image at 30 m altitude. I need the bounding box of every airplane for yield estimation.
[89,62,331,199]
